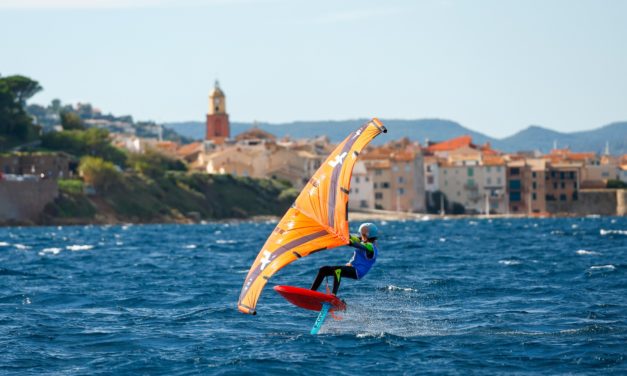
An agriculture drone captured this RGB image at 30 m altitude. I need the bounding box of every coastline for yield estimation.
[1,210,617,228]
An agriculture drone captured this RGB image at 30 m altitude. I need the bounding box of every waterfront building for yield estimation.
[362,142,425,212]
[349,161,374,210]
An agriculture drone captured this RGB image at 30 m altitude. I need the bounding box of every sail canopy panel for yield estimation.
[238,118,387,315]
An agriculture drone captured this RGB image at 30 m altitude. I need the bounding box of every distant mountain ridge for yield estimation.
[165,119,627,155]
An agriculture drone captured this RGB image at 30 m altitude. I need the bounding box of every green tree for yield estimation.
[41,128,127,166]
[0,75,42,148]
[60,111,85,130]
[128,149,186,178]
[2,75,42,106]
[79,156,122,193]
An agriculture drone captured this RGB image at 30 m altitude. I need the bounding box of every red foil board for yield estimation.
[274,285,346,312]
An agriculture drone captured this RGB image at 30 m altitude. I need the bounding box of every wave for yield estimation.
[66,245,94,251]
[589,265,616,271]
[499,259,522,266]
[383,285,418,292]
[183,244,197,249]
[216,240,237,244]
[39,247,62,255]
[0,241,9,247]
[600,229,627,236]
[14,244,30,250]
[576,249,600,256]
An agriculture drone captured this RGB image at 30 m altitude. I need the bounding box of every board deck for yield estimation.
[273,285,346,312]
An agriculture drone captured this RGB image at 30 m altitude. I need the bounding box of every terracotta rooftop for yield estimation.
[483,155,506,166]
[177,142,202,156]
[426,135,473,153]
[235,127,276,141]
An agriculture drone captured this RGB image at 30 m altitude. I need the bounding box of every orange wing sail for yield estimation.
[237,118,387,315]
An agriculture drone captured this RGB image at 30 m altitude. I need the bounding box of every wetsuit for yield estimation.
[310,234,378,295]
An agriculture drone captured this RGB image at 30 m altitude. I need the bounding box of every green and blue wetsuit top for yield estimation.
[347,234,378,279]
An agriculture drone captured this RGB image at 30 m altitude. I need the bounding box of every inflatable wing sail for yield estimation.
[238,118,387,315]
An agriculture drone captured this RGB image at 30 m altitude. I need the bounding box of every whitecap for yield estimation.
[66,245,94,251]
[14,244,29,250]
[39,247,62,255]
[23,297,31,305]
[600,229,627,236]
[386,285,417,292]
[571,224,578,229]
[589,265,616,271]
[499,259,522,266]
[215,240,236,244]
[439,237,446,242]
[184,244,197,249]
[0,242,9,247]
[576,249,600,256]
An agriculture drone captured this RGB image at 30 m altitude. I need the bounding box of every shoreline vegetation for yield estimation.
[34,172,298,227]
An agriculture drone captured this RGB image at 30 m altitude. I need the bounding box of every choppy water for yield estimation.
[1,217,626,375]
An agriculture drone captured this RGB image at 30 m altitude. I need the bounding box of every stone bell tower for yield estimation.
[205,80,230,143]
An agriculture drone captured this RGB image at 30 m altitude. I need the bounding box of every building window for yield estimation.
[532,182,537,190]
[486,166,491,173]
[398,188,405,195]
[497,177,502,185]
[467,167,474,177]
[532,171,537,178]
[382,182,390,188]
[427,176,434,184]
[375,192,383,200]
[570,172,575,179]
[444,170,447,175]
[375,169,382,176]
[398,176,405,184]
[573,182,577,189]
[365,177,369,182]
[532,192,537,200]
[553,182,558,189]
[560,172,565,180]
[561,182,565,189]
[511,168,520,176]
[467,179,475,187]
[393,166,399,172]
[355,176,360,183]
[426,165,432,172]
[405,164,411,172]
[497,166,501,173]
[509,180,521,190]
[487,177,492,185]
[573,192,578,201]
[560,194,567,201]
[355,188,360,194]
[510,192,521,202]
[546,194,555,201]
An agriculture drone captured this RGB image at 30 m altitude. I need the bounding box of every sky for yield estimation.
[1,0,626,138]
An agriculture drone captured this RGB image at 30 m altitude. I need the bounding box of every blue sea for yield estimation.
[1,217,626,375]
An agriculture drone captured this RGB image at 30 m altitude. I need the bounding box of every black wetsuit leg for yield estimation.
[310,265,358,294]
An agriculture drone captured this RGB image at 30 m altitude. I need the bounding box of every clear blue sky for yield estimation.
[1,0,625,138]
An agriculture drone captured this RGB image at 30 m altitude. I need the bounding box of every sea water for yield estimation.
[0,217,625,375]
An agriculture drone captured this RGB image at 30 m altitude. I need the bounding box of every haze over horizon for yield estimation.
[1,0,625,138]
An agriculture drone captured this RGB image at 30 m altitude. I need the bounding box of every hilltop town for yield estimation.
[1,77,626,225]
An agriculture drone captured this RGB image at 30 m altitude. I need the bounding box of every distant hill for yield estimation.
[165,119,627,155]
[166,119,495,145]
[495,122,627,155]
